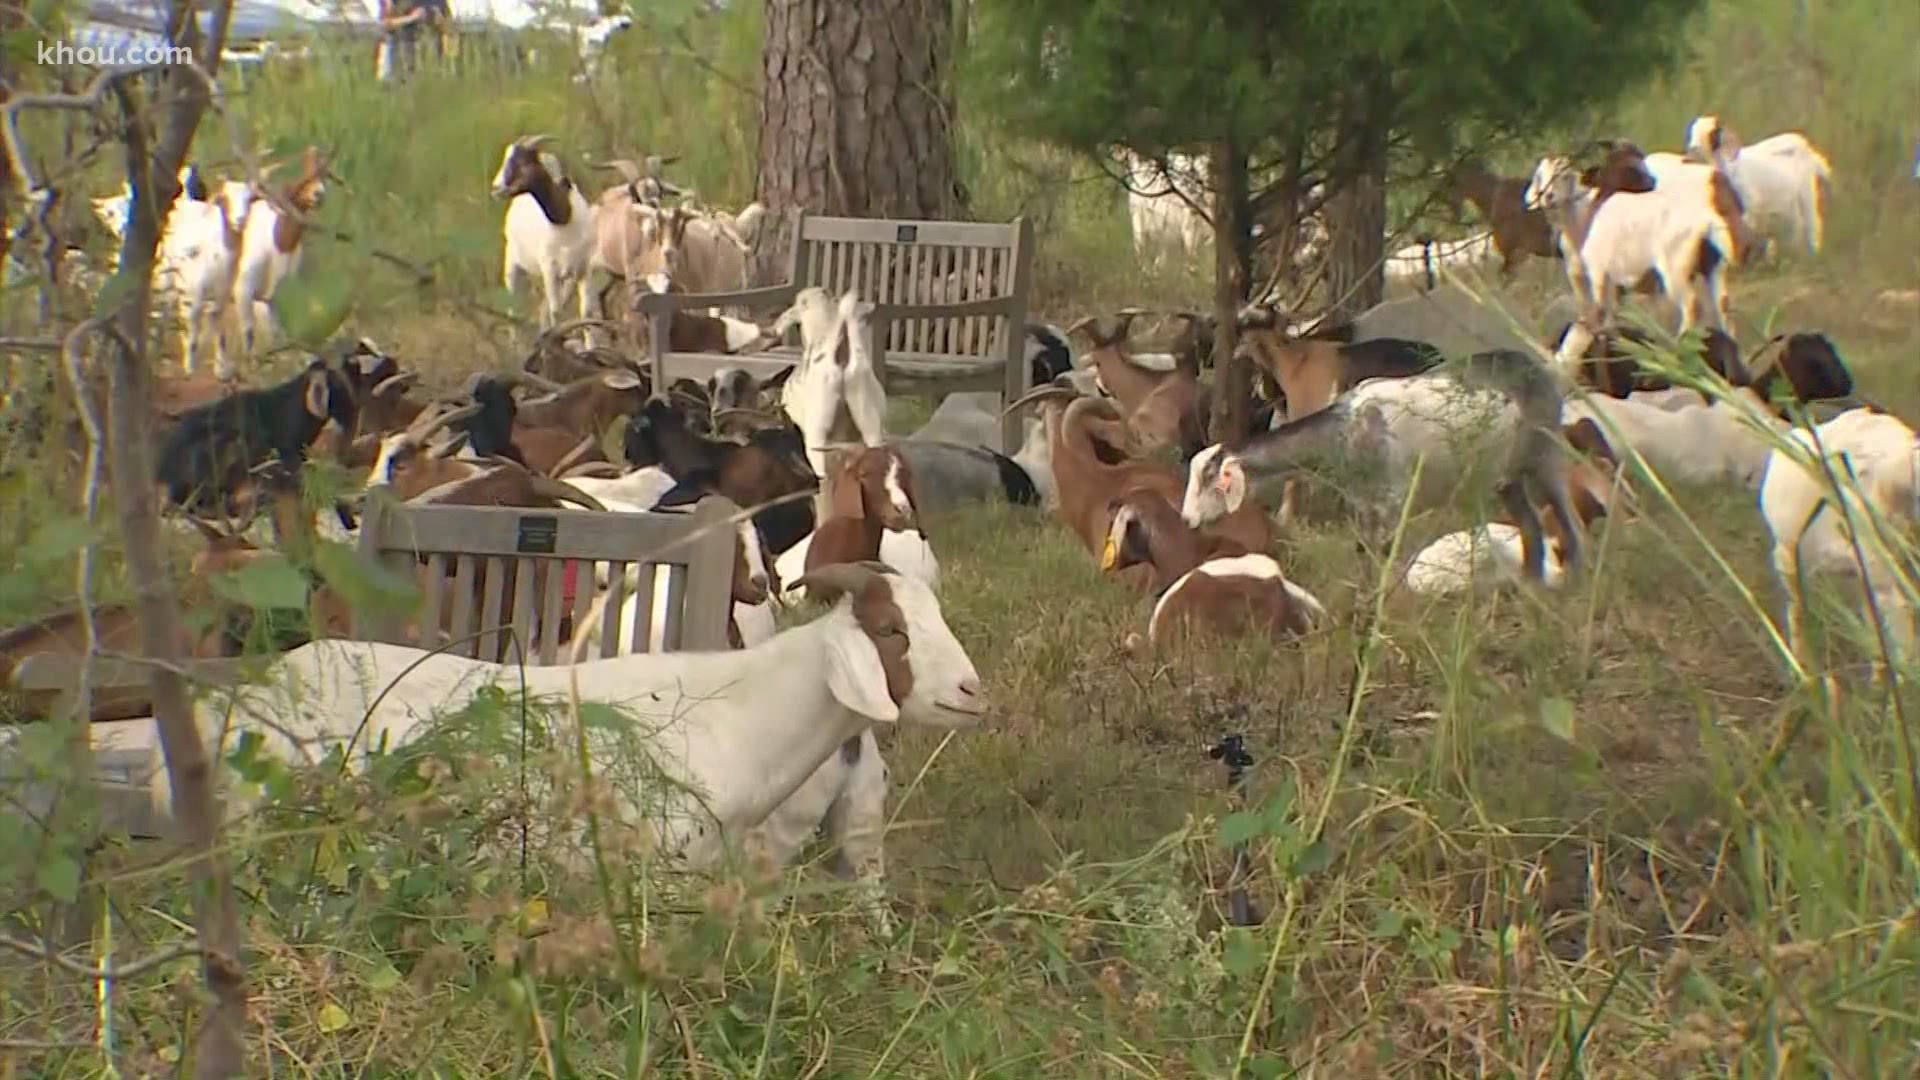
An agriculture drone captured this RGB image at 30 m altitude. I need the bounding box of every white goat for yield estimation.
[492,135,596,328]
[91,166,254,376]
[1118,148,1210,264]
[1528,155,1735,368]
[776,287,888,480]
[1405,523,1570,595]
[1561,388,1782,490]
[1759,407,1918,670]
[1685,115,1834,255]
[152,563,985,880]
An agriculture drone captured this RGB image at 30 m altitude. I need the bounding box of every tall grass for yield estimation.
[2,0,1918,1074]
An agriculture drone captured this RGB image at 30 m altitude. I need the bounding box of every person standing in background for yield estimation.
[378,0,431,83]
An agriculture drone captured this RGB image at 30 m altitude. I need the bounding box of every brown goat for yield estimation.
[1006,387,1271,591]
[1451,160,1561,276]
[514,368,648,432]
[1065,311,1206,457]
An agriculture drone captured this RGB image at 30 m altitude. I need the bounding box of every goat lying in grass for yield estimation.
[152,563,984,886]
[1102,488,1326,650]
[1403,428,1630,596]
[1006,385,1273,592]
[1758,405,1918,673]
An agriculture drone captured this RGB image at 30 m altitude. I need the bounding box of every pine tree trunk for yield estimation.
[1206,139,1254,447]
[1325,155,1387,321]
[751,0,959,283]
[1325,77,1391,322]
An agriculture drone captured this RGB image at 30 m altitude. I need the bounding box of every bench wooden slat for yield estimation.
[642,213,1035,453]
[9,654,249,695]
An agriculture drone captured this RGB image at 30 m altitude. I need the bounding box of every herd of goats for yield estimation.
[0,112,1914,919]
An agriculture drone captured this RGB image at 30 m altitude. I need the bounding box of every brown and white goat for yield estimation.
[492,134,596,328]
[1102,487,1326,650]
[233,145,336,357]
[775,445,937,599]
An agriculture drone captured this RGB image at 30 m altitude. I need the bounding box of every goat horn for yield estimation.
[185,516,229,543]
[790,560,897,603]
[710,406,780,424]
[535,316,618,344]
[548,434,600,478]
[1003,384,1078,416]
[518,133,556,150]
[412,401,481,441]
[594,157,644,182]
[560,461,624,479]
[527,475,607,512]
[371,371,417,397]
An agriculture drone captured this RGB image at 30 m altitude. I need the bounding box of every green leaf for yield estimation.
[316,1001,351,1033]
[91,268,139,321]
[1371,908,1407,940]
[1246,1054,1290,1080]
[23,515,102,565]
[1538,697,1576,742]
[273,271,355,346]
[575,701,631,733]
[1219,810,1264,847]
[1221,927,1263,978]
[312,539,420,617]
[210,557,311,611]
[37,854,82,902]
[1289,837,1334,879]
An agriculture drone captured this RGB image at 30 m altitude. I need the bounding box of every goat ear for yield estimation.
[828,455,865,518]
[304,371,331,419]
[602,369,644,390]
[822,618,901,722]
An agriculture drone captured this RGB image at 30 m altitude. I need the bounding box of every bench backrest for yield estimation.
[354,495,738,664]
[786,215,1034,362]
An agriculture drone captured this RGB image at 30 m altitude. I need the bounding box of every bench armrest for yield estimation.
[636,283,800,316]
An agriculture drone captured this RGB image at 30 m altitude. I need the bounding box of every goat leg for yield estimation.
[1498,479,1550,583]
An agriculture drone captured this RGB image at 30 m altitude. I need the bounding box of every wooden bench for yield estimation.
[354,493,740,663]
[639,214,1036,453]
[3,656,248,840]
[1,496,744,843]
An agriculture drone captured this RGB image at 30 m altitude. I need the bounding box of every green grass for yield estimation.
[3,0,1919,1074]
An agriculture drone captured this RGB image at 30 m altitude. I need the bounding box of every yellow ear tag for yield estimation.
[1099,537,1118,570]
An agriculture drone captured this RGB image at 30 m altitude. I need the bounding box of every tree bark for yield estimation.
[100,6,249,1075]
[1324,79,1391,322]
[1206,139,1254,447]
[751,0,959,284]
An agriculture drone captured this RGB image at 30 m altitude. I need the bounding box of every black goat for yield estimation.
[155,359,358,514]
[627,398,819,553]
[452,375,527,465]
[1747,333,1853,404]
[1025,323,1076,385]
